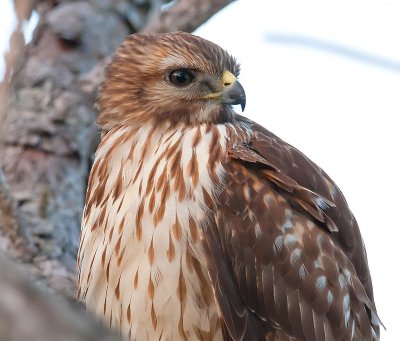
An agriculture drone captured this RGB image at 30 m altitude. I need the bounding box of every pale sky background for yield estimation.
[1,0,399,340]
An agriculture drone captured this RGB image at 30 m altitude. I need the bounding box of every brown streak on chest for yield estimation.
[171,156,185,202]
[153,184,170,225]
[127,137,136,160]
[146,170,156,197]
[156,166,168,192]
[100,193,111,208]
[170,148,182,174]
[154,204,166,226]
[189,216,198,243]
[172,217,183,241]
[115,196,124,214]
[127,304,132,323]
[117,246,125,266]
[138,180,143,196]
[177,264,188,340]
[109,309,113,328]
[139,125,158,163]
[151,302,157,330]
[165,135,183,160]
[160,178,171,202]
[114,234,122,255]
[85,160,101,217]
[102,214,109,235]
[149,190,156,214]
[185,250,194,273]
[112,164,124,203]
[151,303,157,330]
[208,128,222,183]
[146,151,167,195]
[90,177,107,210]
[167,231,176,262]
[118,216,126,234]
[106,257,111,282]
[98,156,108,179]
[148,238,155,265]
[164,128,179,144]
[92,207,106,231]
[133,159,143,184]
[97,129,115,149]
[192,127,202,148]
[87,248,98,283]
[135,200,144,240]
[107,133,127,156]
[115,277,121,300]
[107,226,115,244]
[176,263,187,302]
[148,276,155,300]
[134,270,139,290]
[103,291,108,315]
[188,150,199,187]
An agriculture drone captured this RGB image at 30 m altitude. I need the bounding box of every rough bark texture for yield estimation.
[0,0,235,338]
[142,0,235,33]
[2,0,131,298]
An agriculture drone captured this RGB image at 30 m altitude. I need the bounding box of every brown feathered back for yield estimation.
[239,114,375,301]
[199,114,380,340]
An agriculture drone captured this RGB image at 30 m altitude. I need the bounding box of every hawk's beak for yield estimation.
[220,70,246,111]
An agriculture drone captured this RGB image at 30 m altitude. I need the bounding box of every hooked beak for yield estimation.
[220,70,246,111]
[201,70,246,112]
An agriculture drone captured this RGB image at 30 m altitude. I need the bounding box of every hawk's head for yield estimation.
[98,32,245,130]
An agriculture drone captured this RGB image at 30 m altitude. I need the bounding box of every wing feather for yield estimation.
[236,115,375,300]
[201,117,380,340]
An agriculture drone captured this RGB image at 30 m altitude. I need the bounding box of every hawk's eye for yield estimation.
[169,69,194,87]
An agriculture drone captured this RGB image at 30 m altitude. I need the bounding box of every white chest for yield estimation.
[78,123,230,340]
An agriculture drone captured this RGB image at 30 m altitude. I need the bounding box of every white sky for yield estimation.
[0,0,17,78]
[1,0,399,339]
[0,0,38,80]
[196,1,400,340]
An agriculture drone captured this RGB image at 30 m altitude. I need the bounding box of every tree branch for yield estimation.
[0,255,120,341]
[142,0,236,34]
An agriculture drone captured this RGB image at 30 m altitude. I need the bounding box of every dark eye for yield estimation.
[169,69,194,87]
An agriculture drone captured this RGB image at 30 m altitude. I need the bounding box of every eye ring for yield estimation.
[169,69,194,87]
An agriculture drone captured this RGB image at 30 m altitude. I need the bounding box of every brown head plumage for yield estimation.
[98,32,242,130]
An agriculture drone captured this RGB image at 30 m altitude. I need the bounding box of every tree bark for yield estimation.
[0,0,235,338]
[0,255,120,341]
[1,0,131,297]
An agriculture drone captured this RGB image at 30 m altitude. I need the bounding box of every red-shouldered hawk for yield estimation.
[77,32,381,340]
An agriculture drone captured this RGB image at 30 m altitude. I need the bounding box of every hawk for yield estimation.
[77,32,381,340]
